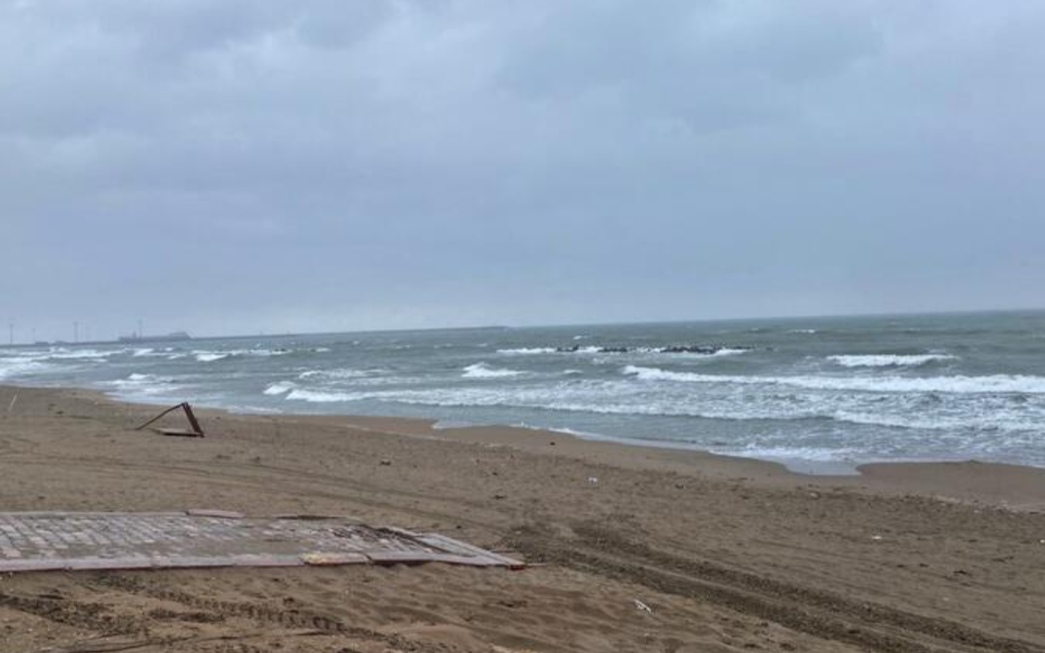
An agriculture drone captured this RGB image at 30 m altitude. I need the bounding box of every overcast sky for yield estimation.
[2,1,1043,341]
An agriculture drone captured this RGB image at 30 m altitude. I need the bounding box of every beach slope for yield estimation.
[1,385,1044,652]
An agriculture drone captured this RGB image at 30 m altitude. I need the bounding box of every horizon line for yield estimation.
[4,305,1042,347]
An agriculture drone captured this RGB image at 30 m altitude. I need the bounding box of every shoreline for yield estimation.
[13,371,1045,474]
[6,312,1045,476]
[427,420,1045,513]
[2,383,1045,650]
[5,381,1045,512]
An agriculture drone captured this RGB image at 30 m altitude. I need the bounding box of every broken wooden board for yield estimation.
[0,511,524,572]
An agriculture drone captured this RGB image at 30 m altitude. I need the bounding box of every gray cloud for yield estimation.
[1,0,1043,340]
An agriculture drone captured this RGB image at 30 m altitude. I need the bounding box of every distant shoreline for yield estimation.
[4,305,1043,348]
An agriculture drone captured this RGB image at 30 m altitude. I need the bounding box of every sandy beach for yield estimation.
[1,384,1044,652]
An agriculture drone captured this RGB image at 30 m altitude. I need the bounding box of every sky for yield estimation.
[2,0,1043,341]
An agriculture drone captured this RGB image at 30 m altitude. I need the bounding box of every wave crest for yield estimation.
[462,363,524,379]
[828,354,957,368]
[264,381,296,395]
[622,365,1045,394]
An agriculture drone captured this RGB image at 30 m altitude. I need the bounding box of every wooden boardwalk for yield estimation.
[0,511,522,572]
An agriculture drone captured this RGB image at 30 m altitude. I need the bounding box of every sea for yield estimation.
[2,310,1044,474]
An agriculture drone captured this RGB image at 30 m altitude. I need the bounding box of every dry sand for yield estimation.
[1,384,1044,652]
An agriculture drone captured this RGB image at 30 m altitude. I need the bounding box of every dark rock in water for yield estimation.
[596,346,629,353]
[556,345,581,353]
[660,345,718,354]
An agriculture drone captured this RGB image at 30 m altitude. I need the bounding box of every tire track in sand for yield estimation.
[505,521,1045,653]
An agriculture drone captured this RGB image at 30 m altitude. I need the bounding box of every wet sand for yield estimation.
[1,384,1044,652]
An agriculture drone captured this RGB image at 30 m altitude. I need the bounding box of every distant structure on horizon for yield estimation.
[118,331,192,344]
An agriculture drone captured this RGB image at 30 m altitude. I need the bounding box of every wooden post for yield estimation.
[134,402,205,437]
[181,403,204,437]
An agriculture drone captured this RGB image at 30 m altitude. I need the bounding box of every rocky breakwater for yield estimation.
[554,344,753,354]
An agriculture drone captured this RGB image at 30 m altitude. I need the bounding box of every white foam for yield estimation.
[250,348,291,356]
[828,354,957,368]
[195,353,229,362]
[710,445,871,473]
[497,347,556,355]
[263,381,296,395]
[300,384,815,422]
[192,348,293,363]
[0,357,49,380]
[285,388,361,402]
[558,346,750,358]
[510,423,607,439]
[541,425,606,439]
[623,365,704,382]
[787,374,1045,395]
[298,368,386,381]
[717,444,859,463]
[710,348,749,357]
[257,376,1045,452]
[833,409,1043,433]
[622,365,1045,394]
[46,348,115,360]
[462,363,524,379]
[109,373,180,396]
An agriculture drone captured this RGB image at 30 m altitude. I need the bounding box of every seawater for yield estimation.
[3,310,1044,473]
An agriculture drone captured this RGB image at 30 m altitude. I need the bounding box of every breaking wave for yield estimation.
[108,373,182,396]
[497,345,749,357]
[285,388,361,403]
[299,368,382,380]
[497,347,557,355]
[622,365,1045,394]
[38,348,121,360]
[264,381,296,395]
[828,354,957,368]
[0,357,50,380]
[462,363,524,379]
[195,352,229,362]
[4,312,1045,471]
[267,380,1044,434]
[191,348,295,363]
